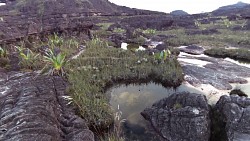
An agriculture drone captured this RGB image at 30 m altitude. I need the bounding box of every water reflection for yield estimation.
[109,82,202,140]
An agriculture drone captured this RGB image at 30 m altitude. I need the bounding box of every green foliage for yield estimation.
[48,33,64,47]
[113,28,125,33]
[85,37,109,48]
[16,46,40,70]
[154,49,172,63]
[66,39,184,129]
[204,48,250,62]
[142,28,156,36]
[173,103,182,109]
[44,49,66,76]
[0,46,8,58]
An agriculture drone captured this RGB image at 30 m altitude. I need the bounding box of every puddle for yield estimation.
[121,43,145,51]
[109,82,203,140]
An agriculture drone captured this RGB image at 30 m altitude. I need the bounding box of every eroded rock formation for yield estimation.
[212,95,250,141]
[141,92,211,141]
[0,71,94,141]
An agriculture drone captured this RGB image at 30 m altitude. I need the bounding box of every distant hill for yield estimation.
[212,1,250,16]
[170,10,189,16]
[0,0,164,16]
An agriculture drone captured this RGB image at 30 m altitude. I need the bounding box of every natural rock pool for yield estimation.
[109,82,203,140]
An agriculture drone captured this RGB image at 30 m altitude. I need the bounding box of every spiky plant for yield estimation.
[0,46,8,58]
[16,46,40,70]
[43,49,66,76]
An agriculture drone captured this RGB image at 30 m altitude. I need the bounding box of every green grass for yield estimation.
[66,38,184,129]
[157,28,250,48]
[204,48,250,62]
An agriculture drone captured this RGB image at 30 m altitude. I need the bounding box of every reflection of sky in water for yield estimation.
[109,82,202,140]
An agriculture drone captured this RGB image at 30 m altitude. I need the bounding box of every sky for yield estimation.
[109,0,250,14]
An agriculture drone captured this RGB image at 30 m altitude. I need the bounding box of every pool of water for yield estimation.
[109,82,203,140]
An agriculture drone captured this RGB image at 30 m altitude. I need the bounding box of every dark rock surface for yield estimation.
[141,92,210,141]
[212,95,250,141]
[120,15,196,30]
[0,0,164,44]
[179,45,205,55]
[0,71,94,141]
[185,28,220,35]
[179,53,250,90]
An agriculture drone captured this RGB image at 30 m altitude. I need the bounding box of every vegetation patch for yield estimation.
[204,48,250,62]
[66,38,184,129]
[230,88,248,97]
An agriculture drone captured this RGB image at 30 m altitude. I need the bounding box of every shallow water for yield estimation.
[109,82,203,140]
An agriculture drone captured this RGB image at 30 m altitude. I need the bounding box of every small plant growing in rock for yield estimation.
[43,49,66,76]
[0,47,8,58]
[0,46,9,68]
[48,33,64,47]
[173,103,182,109]
[16,46,40,70]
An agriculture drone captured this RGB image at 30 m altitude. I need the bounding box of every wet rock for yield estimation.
[141,92,210,141]
[179,45,205,55]
[0,72,94,141]
[212,95,250,141]
[180,55,250,90]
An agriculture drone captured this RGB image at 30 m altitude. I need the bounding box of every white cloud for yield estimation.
[109,0,250,14]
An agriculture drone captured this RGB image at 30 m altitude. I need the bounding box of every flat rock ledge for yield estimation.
[0,71,94,141]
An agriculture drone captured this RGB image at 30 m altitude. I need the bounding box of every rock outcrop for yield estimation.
[179,45,205,55]
[0,71,94,141]
[212,95,250,141]
[179,52,250,90]
[141,92,211,141]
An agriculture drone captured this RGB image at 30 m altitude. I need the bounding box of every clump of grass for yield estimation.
[173,103,182,109]
[43,48,67,76]
[48,33,64,47]
[0,46,8,58]
[204,48,250,62]
[0,46,9,68]
[99,105,126,141]
[113,28,125,33]
[16,46,41,70]
[66,38,184,129]
[141,28,156,36]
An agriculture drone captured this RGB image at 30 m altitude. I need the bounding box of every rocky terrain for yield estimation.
[1,0,250,140]
[179,46,250,90]
[142,92,250,141]
[0,71,94,141]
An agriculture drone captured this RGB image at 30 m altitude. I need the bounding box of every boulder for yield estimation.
[179,45,205,55]
[141,92,211,141]
[0,72,94,141]
[212,95,250,141]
